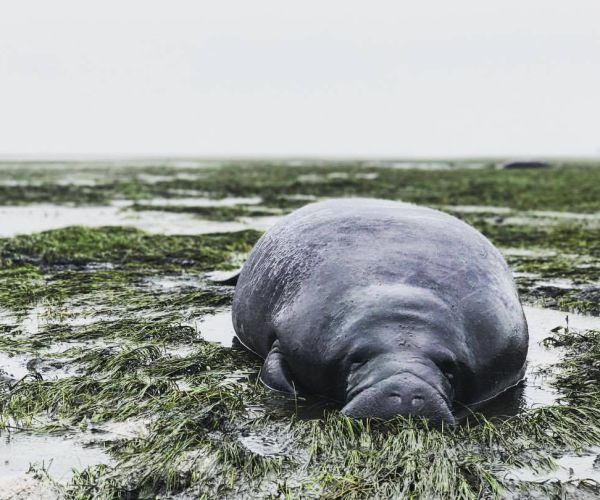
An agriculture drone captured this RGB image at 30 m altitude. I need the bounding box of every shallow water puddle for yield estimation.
[0,474,60,499]
[237,215,282,231]
[355,172,379,180]
[279,194,320,201]
[142,275,205,291]
[509,447,600,484]
[0,352,30,380]
[0,203,283,237]
[18,305,46,336]
[297,172,379,183]
[372,160,454,170]
[525,306,600,339]
[238,430,294,457]
[443,205,513,215]
[0,351,75,382]
[529,209,600,222]
[443,205,600,227]
[138,196,262,207]
[0,431,110,482]
[191,309,236,346]
[0,205,127,237]
[488,214,600,229]
[502,308,600,484]
[79,418,151,444]
[522,306,600,408]
[502,248,558,258]
[0,305,118,381]
[135,173,208,184]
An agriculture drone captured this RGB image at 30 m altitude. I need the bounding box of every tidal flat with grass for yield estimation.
[0,160,599,498]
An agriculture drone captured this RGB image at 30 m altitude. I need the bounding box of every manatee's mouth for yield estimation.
[346,358,453,407]
[342,367,455,425]
[347,371,451,408]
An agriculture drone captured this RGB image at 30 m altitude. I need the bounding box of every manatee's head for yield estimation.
[341,352,456,426]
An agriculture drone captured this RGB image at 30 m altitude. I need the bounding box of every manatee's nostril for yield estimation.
[389,393,403,404]
[411,396,424,408]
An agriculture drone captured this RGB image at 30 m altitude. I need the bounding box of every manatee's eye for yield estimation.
[434,356,457,383]
[350,353,363,364]
[348,347,372,368]
[349,356,367,372]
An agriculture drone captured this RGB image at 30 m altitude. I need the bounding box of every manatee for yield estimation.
[232,199,528,425]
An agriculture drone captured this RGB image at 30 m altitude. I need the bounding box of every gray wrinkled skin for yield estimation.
[232,199,528,425]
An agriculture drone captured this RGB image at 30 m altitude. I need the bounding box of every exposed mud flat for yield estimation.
[0,161,599,498]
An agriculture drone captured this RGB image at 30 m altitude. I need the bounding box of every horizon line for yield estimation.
[1,153,600,163]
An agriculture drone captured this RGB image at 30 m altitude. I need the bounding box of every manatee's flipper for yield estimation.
[260,340,296,394]
[207,270,241,286]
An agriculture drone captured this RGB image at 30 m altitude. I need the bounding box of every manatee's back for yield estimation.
[232,201,333,356]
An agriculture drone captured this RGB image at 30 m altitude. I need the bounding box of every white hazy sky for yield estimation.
[1,1,599,158]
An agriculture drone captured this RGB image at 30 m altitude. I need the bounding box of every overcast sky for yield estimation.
[1,1,599,158]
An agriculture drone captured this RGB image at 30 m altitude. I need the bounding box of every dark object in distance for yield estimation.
[497,160,551,170]
[232,199,529,426]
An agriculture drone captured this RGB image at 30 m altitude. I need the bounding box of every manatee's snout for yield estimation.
[341,372,455,426]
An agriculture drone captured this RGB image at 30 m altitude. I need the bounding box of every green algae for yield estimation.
[2,160,600,212]
[4,328,600,498]
[0,266,45,312]
[546,328,600,405]
[1,270,599,497]
[192,162,600,213]
[0,227,259,318]
[0,226,260,271]
[520,284,600,316]
[472,221,599,258]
